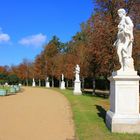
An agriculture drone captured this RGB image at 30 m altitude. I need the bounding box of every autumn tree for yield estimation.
[34,52,46,86]
[63,53,76,87]
[0,66,9,84]
[93,0,140,71]
[43,36,63,87]
[82,0,140,93]
[69,29,89,90]
[8,0,139,90]
[22,59,33,86]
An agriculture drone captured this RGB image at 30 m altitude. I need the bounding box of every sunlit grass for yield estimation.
[54,88,140,140]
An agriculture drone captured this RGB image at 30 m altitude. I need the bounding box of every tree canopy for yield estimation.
[0,0,140,89]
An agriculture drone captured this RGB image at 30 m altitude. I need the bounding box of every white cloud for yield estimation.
[0,28,10,43]
[19,33,47,47]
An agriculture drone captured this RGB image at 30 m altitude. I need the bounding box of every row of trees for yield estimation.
[0,0,140,91]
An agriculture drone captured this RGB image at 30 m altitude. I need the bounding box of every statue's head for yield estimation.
[118,8,126,18]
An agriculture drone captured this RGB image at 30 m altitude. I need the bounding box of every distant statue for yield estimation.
[32,78,36,87]
[75,64,80,81]
[46,77,49,81]
[60,74,65,89]
[114,8,134,71]
[46,77,50,88]
[61,74,64,81]
[73,64,82,94]
[19,83,22,87]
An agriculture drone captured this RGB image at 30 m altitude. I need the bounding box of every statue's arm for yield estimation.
[124,17,134,32]
[125,16,134,27]
[124,16,134,41]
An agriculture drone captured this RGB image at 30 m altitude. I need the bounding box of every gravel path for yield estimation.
[0,87,75,140]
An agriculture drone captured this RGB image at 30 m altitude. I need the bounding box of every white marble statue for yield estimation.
[114,8,134,71]
[46,77,49,81]
[61,74,64,81]
[46,77,50,88]
[4,82,8,86]
[60,74,65,90]
[75,64,80,81]
[18,83,22,87]
[73,64,82,95]
[32,78,36,87]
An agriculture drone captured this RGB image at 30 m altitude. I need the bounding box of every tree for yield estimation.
[70,29,89,90]
[82,0,140,93]
[7,74,19,85]
[34,53,46,86]
[43,36,63,87]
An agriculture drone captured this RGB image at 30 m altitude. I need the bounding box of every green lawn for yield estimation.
[54,88,140,140]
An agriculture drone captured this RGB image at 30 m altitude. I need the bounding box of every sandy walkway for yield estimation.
[0,87,75,140]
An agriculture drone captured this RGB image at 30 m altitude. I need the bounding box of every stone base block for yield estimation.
[46,82,50,88]
[106,71,140,133]
[32,82,36,87]
[106,110,140,133]
[112,70,137,76]
[60,81,65,90]
[73,81,82,95]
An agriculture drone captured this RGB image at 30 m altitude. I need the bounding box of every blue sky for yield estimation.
[0,0,93,66]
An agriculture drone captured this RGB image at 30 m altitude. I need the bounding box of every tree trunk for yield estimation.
[59,78,61,88]
[26,79,28,86]
[24,80,25,86]
[41,80,45,87]
[52,77,54,87]
[72,79,74,88]
[92,77,96,95]
[66,79,68,88]
[82,77,85,91]
[39,79,41,87]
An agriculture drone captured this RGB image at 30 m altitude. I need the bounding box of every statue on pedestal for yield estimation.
[106,8,140,133]
[46,77,50,88]
[114,8,134,71]
[60,74,65,89]
[32,78,36,87]
[73,64,82,95]
[75,64,80,81]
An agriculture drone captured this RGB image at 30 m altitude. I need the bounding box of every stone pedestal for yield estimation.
[106,70,140,133]
[60,81,65,90]
[46,82,50,88]
[73,81,82,95]
[32,82,36,87]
